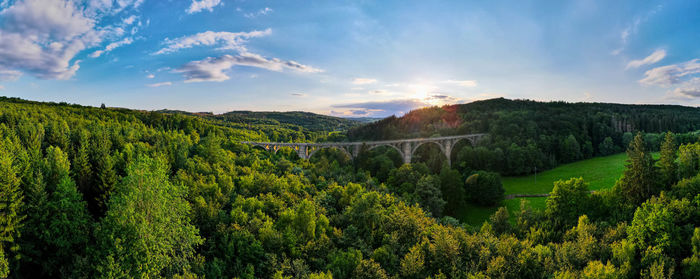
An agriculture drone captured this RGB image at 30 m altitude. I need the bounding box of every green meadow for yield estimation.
[457,152,651,226]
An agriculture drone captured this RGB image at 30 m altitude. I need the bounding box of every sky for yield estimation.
[0,0,698,117]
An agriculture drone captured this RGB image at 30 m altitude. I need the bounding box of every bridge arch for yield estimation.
[308,146,353,161]
[367,143,405,159]
[448,137,475,163]
[410,141,449,169]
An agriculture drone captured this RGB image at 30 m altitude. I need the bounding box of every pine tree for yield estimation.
[0,138,25,275]
[92,130,117,214]
[615,132,660,205]
[658,132,677,188]
[72,129,93,197]
[16,168,48,278]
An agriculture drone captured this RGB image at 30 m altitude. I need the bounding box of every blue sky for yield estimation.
[0,0,698,117]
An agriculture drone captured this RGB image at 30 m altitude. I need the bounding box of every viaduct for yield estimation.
[242,133,487,165]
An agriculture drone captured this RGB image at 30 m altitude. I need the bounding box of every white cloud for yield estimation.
[187,0,222,14]
[174,53,323,83]
[122,15,138,25]
[626,49,666,69]
[0,69,22,81]
[0,0,140,80]
[146,73,155,79]
[639,59,700,87]
[154,29,271,55]
[444,79,478,87]
[670,77,700,98]
[147,81,172,87]
[352,78,377,85]
[90,37,134,58]
[244,7,273,18]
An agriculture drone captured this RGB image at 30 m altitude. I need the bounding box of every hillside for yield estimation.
[349,98,700,175]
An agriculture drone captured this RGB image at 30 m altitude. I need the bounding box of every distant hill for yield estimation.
[215,111,361,132]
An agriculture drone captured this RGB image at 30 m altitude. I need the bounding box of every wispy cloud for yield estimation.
[444,79,477,87]
[626,49,666,69]
[639,59,700,87]
[147,81,172,87]
[244,7,273,18]
[332,99,430,117]
[90,37,134,58]
[174,53,323,83]
[352,78,377,85]
[612,5,663,55]
[669,77,700,99]
[187,0,222,14]
[291,92,307,97]
[0,69,22,81]
[154,29,272,55]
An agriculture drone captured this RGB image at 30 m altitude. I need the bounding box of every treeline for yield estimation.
[347,98,700,175]
[0,98,698,278]
[159,109,363,142]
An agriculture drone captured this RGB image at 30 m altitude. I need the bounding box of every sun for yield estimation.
[408,83,441,105]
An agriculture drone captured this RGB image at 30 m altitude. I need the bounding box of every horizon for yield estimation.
[0,0,699,117]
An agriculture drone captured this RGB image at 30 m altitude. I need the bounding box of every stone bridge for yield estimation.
[242,134,487,165]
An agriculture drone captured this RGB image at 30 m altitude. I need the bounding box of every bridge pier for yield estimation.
[402,142,412,164]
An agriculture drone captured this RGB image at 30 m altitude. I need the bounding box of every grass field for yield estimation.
[502,153,629,195]
[455,152,655,226]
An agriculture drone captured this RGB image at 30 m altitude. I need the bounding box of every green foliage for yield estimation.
[546,177,590,231]
[414,175,446,217]
[0,97,697,278]
[465,171,505,206]
[598,137,616,156]
[439,164,464,215]
[678,143,700,180]
[615,133,660,205]
[93,156,202,278]
[0,137,25,272]
[560,134,583,163]
[681,228,700,278]
[658,132,678,187]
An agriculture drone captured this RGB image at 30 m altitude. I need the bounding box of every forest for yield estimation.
[0,96,699,278]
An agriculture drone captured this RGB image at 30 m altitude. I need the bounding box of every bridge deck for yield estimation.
[241,133,486,147]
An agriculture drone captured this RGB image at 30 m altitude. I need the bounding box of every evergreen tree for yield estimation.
[658,132,677,188]
[72,129,93,198]
[0,139,25,276]
[438,164,464,215]
[16,168,48,278]
[92,130,117,214]
[614,132,660,205]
